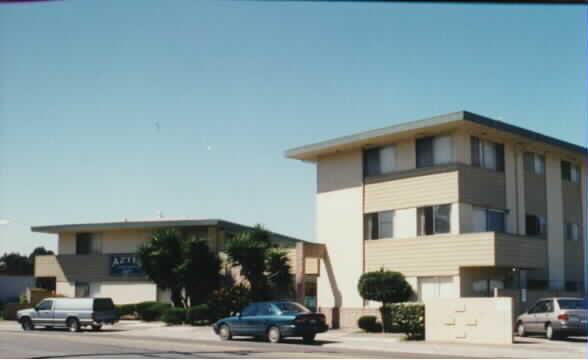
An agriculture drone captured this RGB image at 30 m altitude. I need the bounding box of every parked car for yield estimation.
[17,297,118,332]
[516,297,587,340]
[212,301,328,343]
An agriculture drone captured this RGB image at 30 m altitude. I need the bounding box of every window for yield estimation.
[471,137,504,171]
[257,303,277,316]
[565,222,579,241]
[75,282,90,297]
[36,300,53,311]
[364,145,396,176]
[558,299,587,310]
[75,233,101,255]
[241,304,258,317]
[473,207,506,233]
[365,211,394,240]
[275,302,310,314]
[561,161,580,183]
[526,214,546,237]
[524,152,545,175]
[418,204,451,235]
[416,136,453,168]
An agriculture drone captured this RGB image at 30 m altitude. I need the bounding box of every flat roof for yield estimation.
[31,218,306,244]
[285,111,587,161]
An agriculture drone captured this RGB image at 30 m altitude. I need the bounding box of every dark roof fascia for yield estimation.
[462,111,587,155]
[285,111,587,160]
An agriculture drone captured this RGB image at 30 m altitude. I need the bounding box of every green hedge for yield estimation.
[188,304,210,325]
[161,307,187,325]
[207,285,251,322]
[382,303,425,340]
[116,304,137,317]
[136,301,172,322]
[357,315,382,333]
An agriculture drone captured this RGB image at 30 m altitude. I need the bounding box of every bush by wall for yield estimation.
[383,303,425,340]
[188,304,210,325]
[161,307,188,325]
[116,304,137,317]
[136,301,171,322]
[357,315,383,333]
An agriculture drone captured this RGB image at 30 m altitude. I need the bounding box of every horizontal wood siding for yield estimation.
[365,233,547,277]
[459,167,506,209]
[364,233,496,276]
[35,255,148,282]
[494,234,547,269]
[364,171,459,213]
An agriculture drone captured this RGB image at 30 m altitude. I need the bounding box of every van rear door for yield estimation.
[93,298,118,324]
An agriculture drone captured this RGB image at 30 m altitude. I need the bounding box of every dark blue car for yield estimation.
[212,301,328,343]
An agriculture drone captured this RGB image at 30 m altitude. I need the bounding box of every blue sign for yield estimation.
[110,254,145,277]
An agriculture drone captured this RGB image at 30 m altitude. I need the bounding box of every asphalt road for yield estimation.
[0,327,457,359]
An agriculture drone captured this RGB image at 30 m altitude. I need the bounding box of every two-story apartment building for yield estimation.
[32,219,309,304]
[286,111,587,321]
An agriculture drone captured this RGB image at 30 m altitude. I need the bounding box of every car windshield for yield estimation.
[558,299,587,310]
[275,302,309,314]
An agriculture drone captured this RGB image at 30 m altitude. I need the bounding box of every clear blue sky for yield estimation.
[0,1,586,255]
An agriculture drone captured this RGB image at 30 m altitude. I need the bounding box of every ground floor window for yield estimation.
[418,276,456,301]
[75,282,90,297]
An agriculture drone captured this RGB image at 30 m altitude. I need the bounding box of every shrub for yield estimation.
[162,307,188,325]
[358,270,412,306]
[136,301,172,322]
[357,315,382,333]
[116,304,137,317]
[207,285,251,322]
[385,303,425,340]
[188,304,210,325]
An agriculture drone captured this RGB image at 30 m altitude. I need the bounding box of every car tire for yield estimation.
[67,318,81,333]
[21,317,34,331]
[303,334,316,344]
[516,322,526,337]
[545,324,558,340]
[267,326,282,344]
[91,325,102,331]
[219,324,232,341]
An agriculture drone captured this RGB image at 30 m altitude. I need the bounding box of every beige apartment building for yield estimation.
[32,219,311,305]
[286,111,587,321]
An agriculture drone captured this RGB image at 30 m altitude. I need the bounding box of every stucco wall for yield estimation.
[89,282,157,304]
[316,150,364,308]
[425,297,513,344]
[545,155,564,288]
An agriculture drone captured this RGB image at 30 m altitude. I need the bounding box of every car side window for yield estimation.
[257,303,276,316]
[544,300,554,313]
[528,301,543,314]
[241,304,257,317]
[37,300,53,311]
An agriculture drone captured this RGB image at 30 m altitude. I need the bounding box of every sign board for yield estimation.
[110,254,145,277]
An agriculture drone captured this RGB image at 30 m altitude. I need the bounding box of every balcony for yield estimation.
[364,232,546,276]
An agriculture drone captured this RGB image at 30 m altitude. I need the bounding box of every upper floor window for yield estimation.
[473,207,506,233]
[75,233,101,255]
[471,137,504,171]
[565,222,579,241]
[416,136,453,168]
[418,204,451,235]
[364,145,396,177]
[561,161,580,184]
[524,152,545,175]
[526,214,546,237]
[365,211,394,240]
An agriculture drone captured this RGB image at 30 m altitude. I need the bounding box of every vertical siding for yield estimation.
[524,172,547,217]
[396,139,416,171]
[562,180,584,285]
[58,233,75,254]
[364,171,459,213]
[545,155,564,288]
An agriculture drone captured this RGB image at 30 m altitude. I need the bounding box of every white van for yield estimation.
[17,297,118,332]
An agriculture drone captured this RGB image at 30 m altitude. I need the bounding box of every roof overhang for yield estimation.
[285,111,587,162]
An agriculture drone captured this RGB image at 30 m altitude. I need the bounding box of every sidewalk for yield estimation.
[114,321,587,358]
